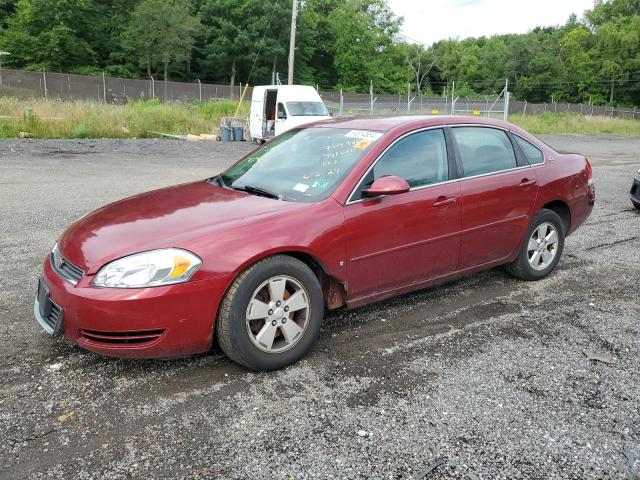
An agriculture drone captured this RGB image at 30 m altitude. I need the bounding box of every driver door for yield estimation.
[344,128,461,300]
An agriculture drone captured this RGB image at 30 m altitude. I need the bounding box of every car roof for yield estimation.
[310,115,519,133]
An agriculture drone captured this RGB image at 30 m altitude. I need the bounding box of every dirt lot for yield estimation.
[0,136,638,480]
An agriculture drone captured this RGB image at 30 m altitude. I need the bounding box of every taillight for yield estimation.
[585,157,595,204]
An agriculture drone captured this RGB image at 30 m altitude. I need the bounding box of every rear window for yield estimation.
[514,135,544,165]
[286,102,328,116]
[452,127,517,177]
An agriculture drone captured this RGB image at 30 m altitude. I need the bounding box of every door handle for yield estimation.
[433,196,457,207]
[520,178,537,187]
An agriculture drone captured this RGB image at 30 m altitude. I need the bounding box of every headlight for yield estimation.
[92,249,201,288]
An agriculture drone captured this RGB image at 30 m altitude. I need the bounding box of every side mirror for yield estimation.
[363,176,410,197]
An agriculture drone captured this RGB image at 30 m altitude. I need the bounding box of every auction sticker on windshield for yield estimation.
[344,130,383,141]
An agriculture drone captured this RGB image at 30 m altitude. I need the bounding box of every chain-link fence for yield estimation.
[320,86,510,120]
[0,68,251,103]
[509,100,639,120]
[1,67,638,120]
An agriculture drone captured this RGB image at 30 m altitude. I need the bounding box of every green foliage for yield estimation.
[0,0,638,106]
[122,0,199,80]
[195,0,291,86]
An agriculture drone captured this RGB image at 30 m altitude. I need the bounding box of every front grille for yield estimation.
[43,303,63,332]
[51,247,84,285]
[79,329,165,346]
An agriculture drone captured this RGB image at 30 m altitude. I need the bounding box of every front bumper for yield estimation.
[35,254,232,358]
[631,176,640,207]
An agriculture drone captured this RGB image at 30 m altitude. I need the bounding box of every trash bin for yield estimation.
[220,126,233,142]
[232,126,244,141]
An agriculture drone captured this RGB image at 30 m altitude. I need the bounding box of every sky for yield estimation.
[387,0,597,46]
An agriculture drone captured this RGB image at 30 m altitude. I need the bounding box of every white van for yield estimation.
[249,85,331,143]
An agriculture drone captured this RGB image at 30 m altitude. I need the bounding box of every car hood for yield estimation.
[57,180,308,274]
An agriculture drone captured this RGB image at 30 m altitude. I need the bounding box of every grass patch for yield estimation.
[0,97,249,139]
[1,99,638,138]
[510,112,640,136]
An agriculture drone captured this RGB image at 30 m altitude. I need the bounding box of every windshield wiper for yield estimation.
[232,184,281,200]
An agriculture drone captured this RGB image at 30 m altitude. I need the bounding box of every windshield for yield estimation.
[286,101,329,116]
[220,127,383,203]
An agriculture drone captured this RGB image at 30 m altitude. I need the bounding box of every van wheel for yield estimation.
[506,209,565,281]
[215,255,324,370]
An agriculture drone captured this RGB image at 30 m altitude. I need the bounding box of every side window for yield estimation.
[452,127,517,177]
[355,129,448,199]
[277,103,287,119]
[514,135,544,165]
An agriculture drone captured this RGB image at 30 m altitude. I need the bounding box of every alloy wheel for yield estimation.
[527,222,559,271]
[245,275,310,353]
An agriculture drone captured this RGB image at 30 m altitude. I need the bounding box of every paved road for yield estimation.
[0,136,638,479]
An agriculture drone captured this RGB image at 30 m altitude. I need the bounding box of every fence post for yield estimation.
[523,100,527,115]
[407,82,410,113]
[633,106,636,120]
[339,88,343,117]
[504,78,509,121]
[102,72,107,103]
[451,81,455,114]
[197,78,202,102]
[503,91,509,121]
[150,76,155,99]
[43,70,48,101]
[370,80,374,114]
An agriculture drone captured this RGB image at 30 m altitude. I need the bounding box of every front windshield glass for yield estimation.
[286,101,329,116]
[220,127,383,203]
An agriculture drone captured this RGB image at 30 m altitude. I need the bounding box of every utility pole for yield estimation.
[287,0,298,85]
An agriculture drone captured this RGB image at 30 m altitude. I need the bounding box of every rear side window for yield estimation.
[452,127,517,177]
[355,129,448,199]
[514,135,544,165]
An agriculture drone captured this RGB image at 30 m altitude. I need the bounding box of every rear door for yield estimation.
[451,126,538,270]
[344,128,461,299]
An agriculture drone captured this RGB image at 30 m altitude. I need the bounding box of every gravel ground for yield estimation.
[0,136,638,479]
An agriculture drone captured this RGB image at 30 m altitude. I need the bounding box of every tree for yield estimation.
[0,0,103,71]
[196,0,290,89]
[0,0,17,27]
[406,45,436,97]
[122,0,199,96]
[329,0,401,91]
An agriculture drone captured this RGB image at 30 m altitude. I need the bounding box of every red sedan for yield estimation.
[35,116,595,370]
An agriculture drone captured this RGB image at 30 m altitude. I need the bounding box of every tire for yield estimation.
[215,255,324,370]
[505,209,565,281]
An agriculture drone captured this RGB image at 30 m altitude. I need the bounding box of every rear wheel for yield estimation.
[506,209,565,281]
[215,255,324,370]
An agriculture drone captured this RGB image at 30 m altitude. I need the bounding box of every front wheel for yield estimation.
[215,255,324,370]
[506,209,565,281]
